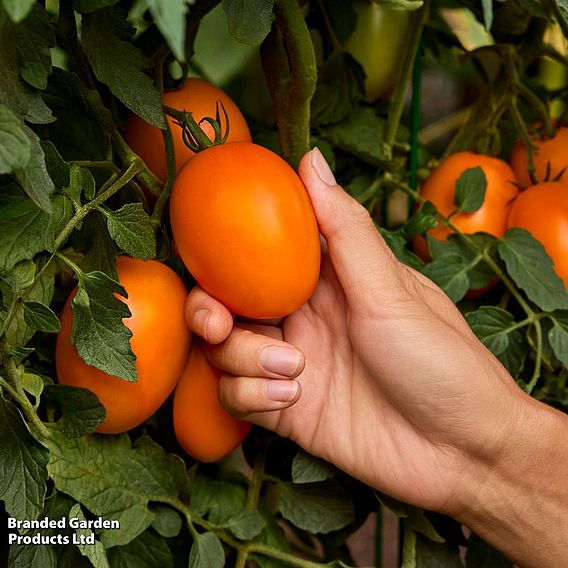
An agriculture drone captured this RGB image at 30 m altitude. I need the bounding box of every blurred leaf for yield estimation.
[146,0,190,62]
[421,254,470,302]
[74,0,120,11]
[0,397,48,520]
[150,506,182,538]
[71,270,137,382]
[402,201,438,239]
[1,0,34,22]
[292,449,335,484]
[251,509,290,568]
[466,533,513,567]
[380,229,425,270]
[453,166,486,212]
[324,0,357,43]
[481,0,493,30]
[188,532,225,568]
[311,52,365,126]
[82,7,165,128]
[23,300,60,333]
[499,228,568,312]
[107,528,173,568]
[465,307,517,356]
[415,532,462,567]
[0,103,31,174]
[548,311,568,369]
[222,0,275,46]
[223,509,265,540]
[554,0,568,27]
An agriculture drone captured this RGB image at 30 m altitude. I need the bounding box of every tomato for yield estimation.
[170,142,321,319]
[173,346,251,462]
[56,257,191,434]
[343,1,411,102]
[413,152,520,261]
[510,126,568,187]
[507,182,568,288]
[124,78,252,183]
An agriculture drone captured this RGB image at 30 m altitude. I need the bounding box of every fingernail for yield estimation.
[193,308,211,340]
[264,379,299,402]
[311,147,336,186]
[259,345,301,377]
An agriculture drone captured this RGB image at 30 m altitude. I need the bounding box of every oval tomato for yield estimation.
[343,1,411,102]
[56,257,191,434]
[510,126,568,187]
[124,78,252,183]
[170,142,321,319]
[413,152,519,261]
[173,346,251,462]
[507,182,568,287]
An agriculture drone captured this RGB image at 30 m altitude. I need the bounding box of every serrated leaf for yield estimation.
[23,300,60,333]
[0,396,48,520]
[107,527,173,568]
[1,0,34,22]
[82,7,165,128]
[548,311,568,369]
[454,166,486,212]
[189,532,225,568]
[146,0,190,62]
[0,103,31,173]
[421,254,470,302]
[223,509,265,540]
[499,228,568,312]
[311,52,365,126]
[291,449,335,484]
[69,504,110,568]
[71,270,137,382]
[44,385,106,437]
[466,533,513,567]
[103,204,156,260]
[47,433,189,548]
[191,474,247,525]
[465,307,516,356]
[222,0,275,46]
[279,481,355,534]
[150,506,182,538]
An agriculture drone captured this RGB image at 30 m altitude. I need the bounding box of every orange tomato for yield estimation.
[413,152,519,261]
[124,78,252,183]
[173,346,251,462]
[507,182,568,287]
[510,126,568,187]
[170,142,321,318]
[56,257,191,434]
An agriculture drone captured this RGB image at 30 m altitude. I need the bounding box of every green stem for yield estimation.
[526,320,543,394]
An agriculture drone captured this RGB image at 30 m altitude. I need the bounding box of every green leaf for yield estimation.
[69,503,111,568]
[46,433,189,548]
[188,532,225,568]
[64,163,96,205]
[453,166,486,213]
[466,533,513,567]
[80,212,119,279]
[9,540,56,567]
[311,52,365,126]
[1,0,34,22]
[41,141,71,189]
[495,328,527,378]
[146,0,190,62]
[0,396,48,520]
[23,300,60,333]
[278,481,355,534]
[74,0,120,11]
[71,270,137,382]
[465,307,517,356]
[150,506,182,538]
[44,385,106,437]
[191,474,247,525]
[4,259,35,291]
[499,228,568,312]
[81,7,165,128]
[415,532,463,567]
[16,4,54,89]
[251,509,290,568]
[21,372,46,401]
[481,0,494,30]
[107,527,173,568]
[0,103,31,173]
[401,525,417,568]
[222,0,275,46]
[379,229,425,271]
[548,311,568,369]
[421,255,470,302]
[291,449,335,484]
[325,0,357,43]
[223,509,265,540]
[103,204,156,261]
[401,201,438,239]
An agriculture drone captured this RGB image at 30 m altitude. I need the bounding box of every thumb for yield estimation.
[298,148,404,311]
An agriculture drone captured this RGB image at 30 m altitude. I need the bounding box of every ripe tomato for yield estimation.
[56,257,191,434]
[507,182,568,287]
[510,126,568,187]
[343,1,411,102]
[173,346,251,462]
[413,152,519,262]
[170,142,321,319]
[124,78,252,183]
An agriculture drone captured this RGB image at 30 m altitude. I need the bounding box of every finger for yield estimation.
[205,326,304,379]
[185,285,234,344]
[298,149,406,314]
[236,323,284,341]
[218,375,301,419]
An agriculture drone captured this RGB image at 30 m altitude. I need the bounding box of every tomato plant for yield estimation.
[173,345,251,463]
[170,142,321,319]
[56,257,191,434]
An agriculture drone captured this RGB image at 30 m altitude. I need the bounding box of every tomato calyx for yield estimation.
[165,101,230,153]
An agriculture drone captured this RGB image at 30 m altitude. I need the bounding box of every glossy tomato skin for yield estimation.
[56,257,191,434]
[413,152,520,262]
[507,182,568,287]
[124,78,252,183]
[170,142,321,319]
[173,346,251,462]
[510,126,568,187]
[344,1,411,102]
